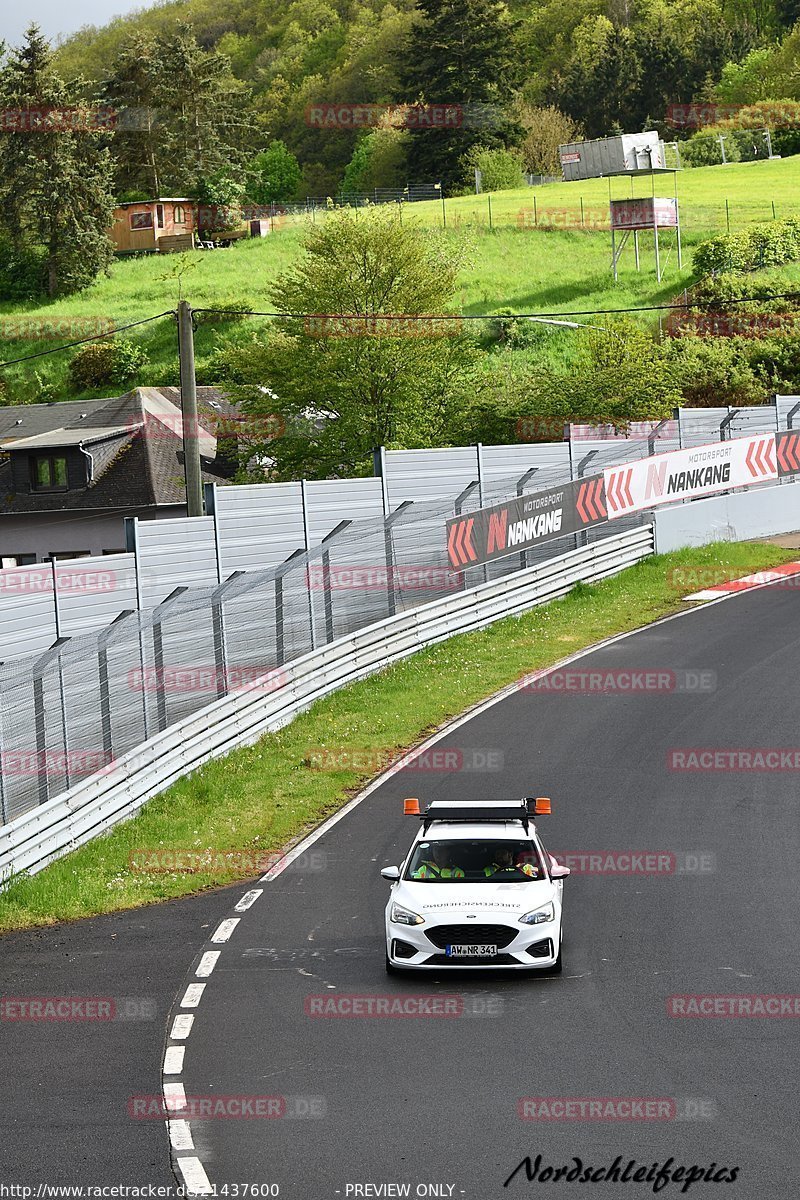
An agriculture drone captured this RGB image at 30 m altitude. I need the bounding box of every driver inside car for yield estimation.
[484,846,539,878]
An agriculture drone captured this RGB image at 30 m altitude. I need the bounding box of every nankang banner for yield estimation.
[446,477,607,570]
[445,430,787,571]
[604,433,778,518]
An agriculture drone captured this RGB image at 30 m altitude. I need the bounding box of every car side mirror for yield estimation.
[381,866,401,881]
[550,863,570,880]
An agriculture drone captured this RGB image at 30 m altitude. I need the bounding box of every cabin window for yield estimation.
[130,210,153,230]
[30,455,68,492]
[156,203,165,228]
[173,204,186,225]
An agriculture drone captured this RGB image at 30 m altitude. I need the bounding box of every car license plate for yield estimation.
[446,944,497,958]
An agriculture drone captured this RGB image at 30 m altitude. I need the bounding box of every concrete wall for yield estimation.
[653,479,800,553]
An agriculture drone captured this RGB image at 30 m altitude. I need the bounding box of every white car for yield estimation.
[381,798,569,974]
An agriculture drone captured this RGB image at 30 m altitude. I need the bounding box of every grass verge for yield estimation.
[0,538,794,932]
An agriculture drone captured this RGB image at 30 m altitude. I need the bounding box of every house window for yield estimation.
[30,454,68,492]
[156,203,165,228]
[1,554,37,568]
[130,210,153,230]
[173,204,186,225]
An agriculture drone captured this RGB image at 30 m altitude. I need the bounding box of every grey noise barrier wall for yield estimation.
[0,526,654,882]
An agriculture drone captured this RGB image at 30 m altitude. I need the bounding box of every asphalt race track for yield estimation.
[3,581,800,1197]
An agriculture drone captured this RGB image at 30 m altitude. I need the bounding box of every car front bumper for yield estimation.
[386,920,561,970]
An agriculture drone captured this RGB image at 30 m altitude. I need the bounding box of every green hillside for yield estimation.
[2,155,800,428]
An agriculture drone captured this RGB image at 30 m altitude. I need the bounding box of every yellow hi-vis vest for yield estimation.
[413,862,464,879]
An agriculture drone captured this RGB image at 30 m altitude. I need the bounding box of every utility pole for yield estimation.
[177,299,204,517]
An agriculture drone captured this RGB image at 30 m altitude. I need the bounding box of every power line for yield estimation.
[0,311,174,371]
[2,287,799,376]
[193,290,800,320]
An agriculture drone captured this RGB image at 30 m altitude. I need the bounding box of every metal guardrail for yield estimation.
[0,525,654,882]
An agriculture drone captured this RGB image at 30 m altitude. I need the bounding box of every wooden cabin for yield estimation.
[109,198,196,254]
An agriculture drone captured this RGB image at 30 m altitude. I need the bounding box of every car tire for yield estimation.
[548,944,563,975]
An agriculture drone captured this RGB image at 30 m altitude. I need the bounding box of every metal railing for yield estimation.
[0,466,650,829]
[0,525,655,881]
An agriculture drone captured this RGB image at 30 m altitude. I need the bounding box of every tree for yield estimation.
[101,34,163,195]
[515,104,583,176]
[220,207,486,478]
[341,128,409,194]
[248,141,302,203]
[0,26,115,296]
[104,25,252,198]
[399,0,521,190]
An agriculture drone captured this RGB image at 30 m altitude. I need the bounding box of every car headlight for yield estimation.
[390,903,424,926]
[519,902,555,925]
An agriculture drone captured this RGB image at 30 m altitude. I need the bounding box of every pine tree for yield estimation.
[399,0,521,190]
[104,25,253,197]
[102,34,164,196]
[0,25,115,296]
[154,25,253,192]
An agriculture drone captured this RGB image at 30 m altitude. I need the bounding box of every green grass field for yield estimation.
[1,155,799,403]
[0,538,792,932]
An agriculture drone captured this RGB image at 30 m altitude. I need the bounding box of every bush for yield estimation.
[693,217,800,274]
[0,237,48,300]
[680,132,742,168]
[663,336,771,408]
[773,127,800,157]
[465,146,526,192]
[68,339,149,390]
[688,271,800,313]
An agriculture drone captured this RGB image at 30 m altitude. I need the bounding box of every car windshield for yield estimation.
[404,839,544,882]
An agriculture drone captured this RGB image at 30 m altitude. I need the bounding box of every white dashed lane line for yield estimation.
[211,918,240,944]
[171,1014,195,1039]
[235,889,263,912]
[196,951,220,977]
[165,888,267,1195]
[164,1081,187,1112]
[169,1120,194,1151]
[164,1045,186,1074]
[177,1156,214,1195]
[181,983,206,1006]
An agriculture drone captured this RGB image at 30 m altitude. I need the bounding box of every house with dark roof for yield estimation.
[0,387,241,566]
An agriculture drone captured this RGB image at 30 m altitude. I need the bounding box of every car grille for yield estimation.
[425,953,518,966]
[425,923,518,950]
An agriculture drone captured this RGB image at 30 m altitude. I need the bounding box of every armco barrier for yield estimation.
[0,525,653,882]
